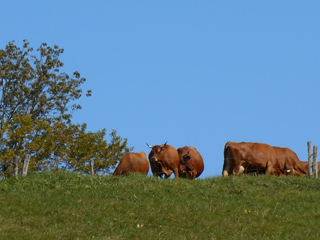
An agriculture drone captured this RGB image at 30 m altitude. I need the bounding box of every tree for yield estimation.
[64,126,131,175]
[0,40,131,176]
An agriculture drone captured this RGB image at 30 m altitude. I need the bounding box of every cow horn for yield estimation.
[162,141,168,147]
[146,143,153,148]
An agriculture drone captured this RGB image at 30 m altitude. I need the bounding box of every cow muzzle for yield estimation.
[150,157,158,162]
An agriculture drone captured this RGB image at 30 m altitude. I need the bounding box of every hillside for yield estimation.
[0,172,320,239]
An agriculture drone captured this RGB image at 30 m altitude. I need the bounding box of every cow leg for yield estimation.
[239,165,245,175]
[190,170,197,179]
[222,170,229,176]
[265,163,273,175]
[222,160,232,176]
[292,169,300,176]
[162,169,173,178]
[173,168,179,178]
[186,170,197,179]
[272,168,283,176]
[232,164,244,176]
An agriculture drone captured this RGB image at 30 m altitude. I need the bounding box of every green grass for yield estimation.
[0,172,320,239]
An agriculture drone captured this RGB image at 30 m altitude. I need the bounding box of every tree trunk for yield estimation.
[90,159,94,175]
[22,154,30,177]
[14,156,19,178]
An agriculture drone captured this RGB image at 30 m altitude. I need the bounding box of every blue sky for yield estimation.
[1,1,319,178]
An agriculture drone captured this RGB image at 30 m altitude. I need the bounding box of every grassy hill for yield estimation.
[0,172,320,239]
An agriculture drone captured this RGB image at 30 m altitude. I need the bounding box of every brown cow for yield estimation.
[113,152,149,176]
[276,150,320,177]
[299,161,320,176]
[147,142,180,178]
[177,146,204,179]
[273,147,306,176]
[222,142,278,176]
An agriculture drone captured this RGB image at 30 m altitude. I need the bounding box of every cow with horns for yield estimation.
[146,142,180,178]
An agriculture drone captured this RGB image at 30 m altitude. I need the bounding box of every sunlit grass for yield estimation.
[0,172,319,239]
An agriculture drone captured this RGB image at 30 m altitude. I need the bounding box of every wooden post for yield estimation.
[22,154,30,177]
[313,146,318,178]
[14,156,19,178]
[90,159,94,175]
[308,141,312,176]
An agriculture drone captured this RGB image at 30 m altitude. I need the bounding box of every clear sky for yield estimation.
[1,1,319,178]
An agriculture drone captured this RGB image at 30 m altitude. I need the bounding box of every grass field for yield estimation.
[0,172,320,239]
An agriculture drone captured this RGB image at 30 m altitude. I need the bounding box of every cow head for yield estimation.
[147,141,167,162]
[178,148,191,177]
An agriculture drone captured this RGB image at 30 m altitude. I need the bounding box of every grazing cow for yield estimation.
[223,142,278,176]
[113,152,149,176]
[275,147,320,176]
[303,161,320,175]
[147,142,180,178]
[177,146,204,179]
[273,147,307,176]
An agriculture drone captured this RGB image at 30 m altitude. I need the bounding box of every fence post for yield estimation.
[14,156,19,178]
[90,159,94,175]
[313,146,318,178]
[22,154,30,177]
[308,141,312,176]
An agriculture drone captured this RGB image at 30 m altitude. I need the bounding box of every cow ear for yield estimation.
[184,151,191,161]
[183,151,190,158]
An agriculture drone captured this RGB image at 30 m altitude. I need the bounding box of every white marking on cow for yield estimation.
[239,166,245,174]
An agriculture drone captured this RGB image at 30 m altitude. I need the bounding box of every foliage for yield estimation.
[0,173,320,239]
[63,125,132,175]
[0,40,89,124]
[0,40,131,176]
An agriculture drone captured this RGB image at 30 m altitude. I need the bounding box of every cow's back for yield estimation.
[113,152,149,175]
[162,144,180,162]
[178,146,204,179]
[188,147,204,178]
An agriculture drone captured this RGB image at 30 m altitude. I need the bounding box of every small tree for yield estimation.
[66,126,132,174]
[0,40,131,176]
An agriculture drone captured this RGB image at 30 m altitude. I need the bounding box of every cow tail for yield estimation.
[223,142,231,176]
